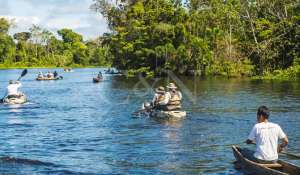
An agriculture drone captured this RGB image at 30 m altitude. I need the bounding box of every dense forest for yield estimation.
[1,0,299,79]
[92,0,300,79]
[0,18,112,68]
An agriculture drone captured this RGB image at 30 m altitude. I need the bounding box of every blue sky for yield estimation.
[0,0,108,39]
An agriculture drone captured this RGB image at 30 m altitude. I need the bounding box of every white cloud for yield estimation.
[1,15,40,25]
[0,0,109,39]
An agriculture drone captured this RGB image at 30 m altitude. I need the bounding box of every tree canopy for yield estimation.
[92,0,300,78]
[0,17,112,68]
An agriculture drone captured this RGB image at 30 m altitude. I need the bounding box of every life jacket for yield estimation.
[168,91,181,106]
[155,93,165,105]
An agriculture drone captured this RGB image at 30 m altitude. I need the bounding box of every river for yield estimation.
[0,68,299,174]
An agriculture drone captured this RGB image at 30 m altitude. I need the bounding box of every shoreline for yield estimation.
[0,65,298,81]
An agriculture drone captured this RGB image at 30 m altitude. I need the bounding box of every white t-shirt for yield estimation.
[248,122,286,161]
[7,83,22,95]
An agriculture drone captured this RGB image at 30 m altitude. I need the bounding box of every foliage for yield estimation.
[92,0,300,79]
[0,18,112,68]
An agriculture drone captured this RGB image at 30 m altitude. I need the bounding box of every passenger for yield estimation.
[47,71,54,78]
[98,71,103,79]
[152,86,168,110]
[6,80,22,98]
[246,106,289,164]
[165,83,182,111]
[37,71,43,78]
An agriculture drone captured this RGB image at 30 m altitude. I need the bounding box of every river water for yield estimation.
[0,68,299,175]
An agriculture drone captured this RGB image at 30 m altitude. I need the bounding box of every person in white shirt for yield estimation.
[246,106,289,163]
[6,80,22,97]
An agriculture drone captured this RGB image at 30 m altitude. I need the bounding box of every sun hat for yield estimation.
[167,83,177,89]
[155,86,165,93]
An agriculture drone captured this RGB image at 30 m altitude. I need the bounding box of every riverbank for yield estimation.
[1,64,300,81]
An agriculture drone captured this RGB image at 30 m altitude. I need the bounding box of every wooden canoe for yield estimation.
[93,77,103,83]
[150,110,186,120]
[232,145,300,175]
[36,76,63,81]
[2,93,27,105]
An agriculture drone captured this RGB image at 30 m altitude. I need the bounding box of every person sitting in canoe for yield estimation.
[37,71,44,78]
[5,80,22,98]
[98,71,103,79]
[152,86,168,110]
[246,106,289,164]
[164,83,182,111]
[47,71,54,78]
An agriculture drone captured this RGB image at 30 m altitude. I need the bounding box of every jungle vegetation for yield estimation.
[91,0,300,79]
[0,18,112,68]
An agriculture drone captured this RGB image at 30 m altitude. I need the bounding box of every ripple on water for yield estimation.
[0,69,300,174]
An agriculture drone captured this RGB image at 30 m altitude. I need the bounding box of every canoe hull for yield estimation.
[36,76,63,81]
[232,146,300,175]
[93,78,102,83]
[3,94,27,105]
[150,110,186,120]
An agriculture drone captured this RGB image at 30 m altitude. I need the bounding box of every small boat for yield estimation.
[150,110,186,120]
[232,145,300,175]
[104,69,122,75]
[93,77,103,83]
[36,76,63,81]
[64,68,73,72]
[2,93,27,105]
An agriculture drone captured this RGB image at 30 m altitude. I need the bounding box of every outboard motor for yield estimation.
[143,102,152,111]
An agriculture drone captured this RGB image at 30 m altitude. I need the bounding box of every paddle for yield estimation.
[17,69,28,81]
[281,151,300,159]
[1,69,28,103]
[132,102,155,116]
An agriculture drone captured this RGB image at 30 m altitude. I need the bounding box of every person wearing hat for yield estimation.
[165,83,182,111]
[6,80,22,98]
[152,86,168,110]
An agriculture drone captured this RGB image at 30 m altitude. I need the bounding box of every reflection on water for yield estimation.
[0,68,299,174]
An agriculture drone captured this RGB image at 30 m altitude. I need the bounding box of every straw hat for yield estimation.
[155,86,165,93]
[167,83,177,89]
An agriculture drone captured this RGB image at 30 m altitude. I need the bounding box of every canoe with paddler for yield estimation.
[36,71,63,81]
[93,71,103,83]
[232,106,300,175]
[0,69,28,105]
[134,83,186,120]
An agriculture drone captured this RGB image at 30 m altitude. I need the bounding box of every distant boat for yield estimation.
[64,68,73,72]
[104,68,121,75]
[36,76,63,81]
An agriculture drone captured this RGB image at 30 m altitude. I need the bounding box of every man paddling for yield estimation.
[246,106,289,163]
[6,80,22,98]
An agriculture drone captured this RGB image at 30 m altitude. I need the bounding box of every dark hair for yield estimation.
[257,106,270,119]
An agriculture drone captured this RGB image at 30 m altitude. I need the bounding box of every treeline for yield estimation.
[0,18,112,68]
[92,0,300,79]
